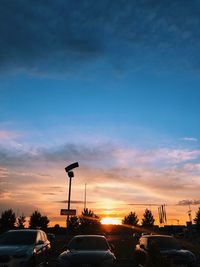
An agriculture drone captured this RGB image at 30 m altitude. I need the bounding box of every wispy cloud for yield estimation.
[0,130,22,140]
[56,200,95,204]
[181,137,198,142]
[1,137,200,224]
[177,199,200,206]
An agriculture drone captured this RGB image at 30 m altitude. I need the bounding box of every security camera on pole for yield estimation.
[61,162,79,232]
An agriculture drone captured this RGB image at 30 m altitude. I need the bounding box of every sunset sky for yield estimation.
[1,0,200,226]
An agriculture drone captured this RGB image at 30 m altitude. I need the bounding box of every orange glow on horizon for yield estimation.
[100,217,122,225]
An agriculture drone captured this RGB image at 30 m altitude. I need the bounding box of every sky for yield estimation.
[1,0,200,226]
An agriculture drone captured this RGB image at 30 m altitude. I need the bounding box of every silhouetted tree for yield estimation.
[68,216,79,233]
[40,215,49,231]
[194,207,200,234]
[122,212,139,226]
[0,209,16,231]
[82,208,94,217]
[79,208,100,233]
[29,211,49,230]
[54,224,60,230]
[17,214,26,229]
[142,209,155,228]
[29,211,41,229]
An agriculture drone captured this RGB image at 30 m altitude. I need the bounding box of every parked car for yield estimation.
[58,234,116,267]
[0,229,51,267]
[135,234,197,267]
[47,233,56,245]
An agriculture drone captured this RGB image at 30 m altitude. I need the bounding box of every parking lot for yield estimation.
[47,233,200,267]
[49,258,136,267]
[48,234,137,267]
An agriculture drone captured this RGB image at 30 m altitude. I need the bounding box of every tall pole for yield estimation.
[188,204,192,223]
[84,183,87,210]
[64,162,79,233]
[66,174,73,229]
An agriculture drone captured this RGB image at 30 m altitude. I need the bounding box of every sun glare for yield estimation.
[100,217,121,225]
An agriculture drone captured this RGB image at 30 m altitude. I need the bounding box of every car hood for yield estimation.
[60,250,115,263]
[0,245,32,256]
[161,249,192,255]
[160,249,196,262]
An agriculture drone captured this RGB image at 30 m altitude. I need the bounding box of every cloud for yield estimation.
[0,197,41,216]
[0,167,8,178]
[128,203,159,207]
[0,131,21,140]
[42,193,56,196]
[1,139,200,225]
[1,140,200,184]
[39,143,200,167]
[115,146,200,167]
[56,200,95,204]
[41,142,116,165]
[181,137,198,142]
[183,163,200,173]
[177,200,200,206]
[1,0,200,75]
[155,148,200,163]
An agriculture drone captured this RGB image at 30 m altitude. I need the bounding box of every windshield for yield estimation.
[0,231,37,246]
[68,236,109,250]
[148,237,181,250]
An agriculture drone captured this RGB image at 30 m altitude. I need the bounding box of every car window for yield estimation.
[44,232,47,241]
[140,237,147,249]
[68,236,109,250]
[41,231,47,241]
[39,231,44,241]
[0,231,37,245]
[36,231,42,243]
[147,237,181,250]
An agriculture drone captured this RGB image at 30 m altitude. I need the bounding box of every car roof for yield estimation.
[7,229,42,233]
[72,235,106,239]
[141,235,173,238]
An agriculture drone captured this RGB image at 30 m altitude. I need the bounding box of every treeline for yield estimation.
[0,209,49,232]
[122,208,200,236]
[1,207,200,235]
[0,208,101,234]
[122,209,155,228]
[0,208,155,233]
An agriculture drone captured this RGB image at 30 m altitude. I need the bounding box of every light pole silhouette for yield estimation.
[65,162,79,232]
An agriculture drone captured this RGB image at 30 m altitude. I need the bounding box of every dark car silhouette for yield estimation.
[58,235,116,267]
[135,234,197,267]
[0,229,51,267]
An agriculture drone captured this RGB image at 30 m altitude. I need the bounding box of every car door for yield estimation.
[34,231,45,266]
[40,231,50,263]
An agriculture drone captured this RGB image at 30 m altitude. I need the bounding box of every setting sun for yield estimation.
[101,217,121,225]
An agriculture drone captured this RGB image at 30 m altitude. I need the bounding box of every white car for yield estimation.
[0,229,51,267]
